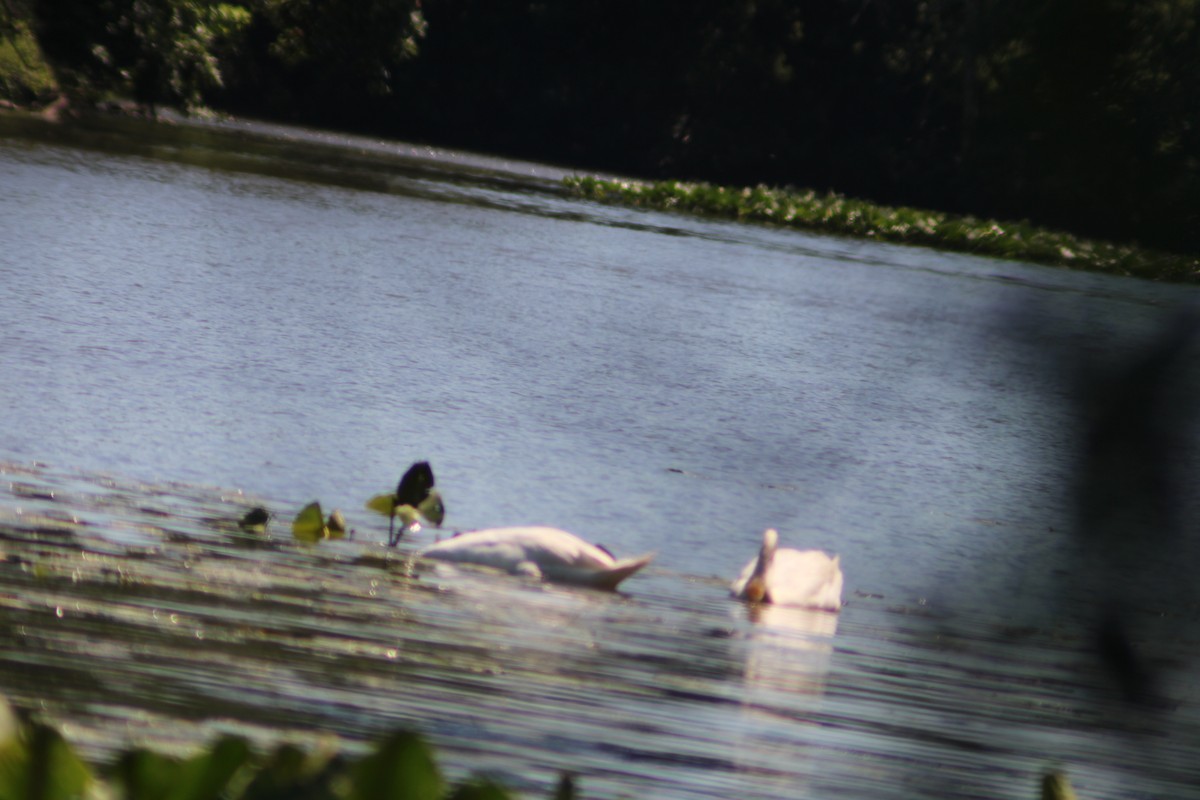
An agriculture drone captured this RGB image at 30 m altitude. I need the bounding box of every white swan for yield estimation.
[420,526,655,590]
[731,528,843,611]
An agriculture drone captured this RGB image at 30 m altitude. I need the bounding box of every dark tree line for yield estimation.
[17,0,1200,255]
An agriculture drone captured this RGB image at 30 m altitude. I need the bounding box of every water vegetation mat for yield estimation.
[564,176,1200,284]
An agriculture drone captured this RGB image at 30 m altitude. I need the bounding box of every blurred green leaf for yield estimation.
[240,742,340,800]
[1041,771,1078,800]
[111,749,182,800]
[0,721,92,800]
[172,735,251,800]
[293,501,326,543]
[365,494,395,517]
[348,731,443,800]
[416,492,444,527]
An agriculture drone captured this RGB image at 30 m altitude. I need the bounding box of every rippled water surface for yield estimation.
[1,113,1199,799]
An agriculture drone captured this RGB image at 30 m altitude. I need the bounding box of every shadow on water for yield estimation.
[0,111,572,200]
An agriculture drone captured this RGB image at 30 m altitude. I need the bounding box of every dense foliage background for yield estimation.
[7,0,1200,255]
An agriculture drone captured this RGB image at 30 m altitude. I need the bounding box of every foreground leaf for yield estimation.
[0,721,92,800]
[173,735,252,800]
[111,749,181,800]
[348,731,442,800]
[240,741,341,800]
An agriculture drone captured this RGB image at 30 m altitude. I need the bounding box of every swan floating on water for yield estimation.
[731,528,843,611]
[420,526,655,590]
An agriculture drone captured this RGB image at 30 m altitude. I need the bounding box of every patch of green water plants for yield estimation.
[0,702,573,800]
[292,501,348,543]
[564,176,1200,284]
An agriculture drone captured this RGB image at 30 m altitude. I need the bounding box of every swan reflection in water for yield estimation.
[739,602,839,705]
[732,603,840,797]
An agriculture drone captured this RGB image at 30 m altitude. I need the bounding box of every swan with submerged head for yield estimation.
[420,526,655,590]
[731,528,843,611]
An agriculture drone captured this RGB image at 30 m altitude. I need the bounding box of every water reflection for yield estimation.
[729,603,838,798]
[739,604,839,701]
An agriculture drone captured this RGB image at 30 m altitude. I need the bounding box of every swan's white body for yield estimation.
[420,526,654,590]
[731,529,843,611]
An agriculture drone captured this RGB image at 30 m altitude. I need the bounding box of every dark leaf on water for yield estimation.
[395,462,435,506]
[551,773,576,800]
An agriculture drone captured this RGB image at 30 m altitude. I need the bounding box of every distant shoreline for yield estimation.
[2,94,1195,285]
[2,7,1200,284]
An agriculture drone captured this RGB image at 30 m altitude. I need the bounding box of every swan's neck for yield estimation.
[745,538,775,603]
[744,574,770,603]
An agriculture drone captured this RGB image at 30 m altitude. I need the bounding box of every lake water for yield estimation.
[1,112,1198,799]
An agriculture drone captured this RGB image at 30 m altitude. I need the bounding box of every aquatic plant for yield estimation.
[237,507,271,534]
[0,714,92,800]
[292,501,347,543]
[0,704,572,800]
[563,176,1200,284]
[1041,770,1077,800]
[365,461,445,546]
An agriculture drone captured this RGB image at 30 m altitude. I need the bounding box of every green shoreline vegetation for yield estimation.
[0,16,55,108]
[563,175,1200,284]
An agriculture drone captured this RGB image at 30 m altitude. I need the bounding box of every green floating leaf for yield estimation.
[0,721,92,800]
[293,502,327,543]
[417,492,445,527]
[366,494,396,517]
[294,503,347,542]
[348,731,443,800]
